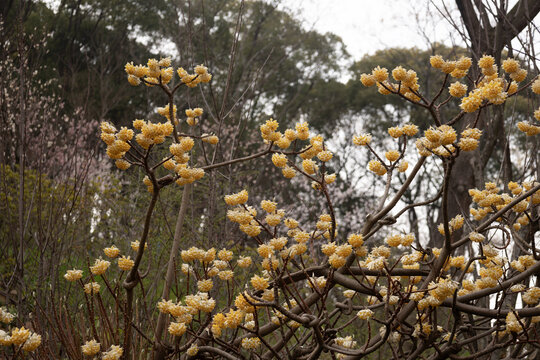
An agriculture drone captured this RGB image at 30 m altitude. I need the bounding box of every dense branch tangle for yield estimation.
[58,49,540,360]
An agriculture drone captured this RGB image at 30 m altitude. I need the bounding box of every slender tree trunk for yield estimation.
[153,184,191,360]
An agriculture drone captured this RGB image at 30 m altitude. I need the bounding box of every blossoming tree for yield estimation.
[38,51,540,360]
[2,1,540,359]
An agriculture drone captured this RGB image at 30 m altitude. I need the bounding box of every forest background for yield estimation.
[1,0,540,359]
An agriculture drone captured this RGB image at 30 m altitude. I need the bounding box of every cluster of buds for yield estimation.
[184,107,203,126]
[430,55,472,78]
[354,124,418,176]
[160,293,216,336]
[64,245,139,296]
[261,118,337,187]
[437,214,464,235]
[101,58,215,193]
[100,122,133,168]
[0,319,41,353]
[415,278,460,309]
[510,254,536,273]
[457,127,482,151]
[506,312,523,333]
[177,64,212,88]
[125,58,211,88]
[385,233,415,247]
[165,137,206,187]
[415,125,457,157]
[361,65,421,101]
[124,57,174,86]
[456,55,526,112]
[469,181,539,227]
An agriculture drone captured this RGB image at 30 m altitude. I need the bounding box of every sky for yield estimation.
[278,0,462,59]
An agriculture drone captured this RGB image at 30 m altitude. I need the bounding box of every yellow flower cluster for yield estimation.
[185,292,216,313]
[160,294,215,333]
[187,344,199,356]
[103,245,120,258]
[23,333,41,352]
[64,269,83,282]
[306,276,327,290]
[368,160,387,176]
[260,118,283,143]
[181,247,217,263]
[458,127,482,151]
[201,133,219,145]
[430,55,472,78]
[356,309,374,320]
[250,275,269,291]
[521,287,540,305]
[177,64,212,88]
[102,345,123,360]
[131,240,147,252]
[103,120,167,168]
[237,256,252,268]
[0,326,41,352]
[0,308,14,324]
[437,214,464,235]
[158,300,192,323]
[510,284,526,293]
[448,81,467,97]
[224,189,249,206]
[261,119,336,185]
[125,58,211,88]
[234,293,258,313]
[412,322,433,337]
[223,308,245,330]
[118,256,134,271]
[517,121,540,136]
[181,107,204,126]
[84,282,101,295]
[456,55,526,113]
[385,233,415,247]
[476,263,504,289]
[347,233,364,248]
[469,181,538,225]
[90,258,111,275]
[168,322,187,336]
[156,104,178,122]
[227,210,261,237]
[241,337,261,349]
[401,250,424,266]
[170,153,206,187]
[125,57,174,86]
[506,312,523,333]
[0,330,10,346]
[500,57,528,81]
[359,253,387,272]
[81,339,100,356]
[100,122,132,166]
[335,336,357,350]
[417,279,459,309]
[197,279,213,292]
[415,124,457,157]
[352,133,372,146]
[385,150,400,162]
[210,313,225,337]
[502,58,519,74]
[361,65,421,101]
[389,124,419,138]
[468,231,485,243]
[510,255,535,272]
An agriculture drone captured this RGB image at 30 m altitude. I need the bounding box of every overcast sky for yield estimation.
[278,0,465,59]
